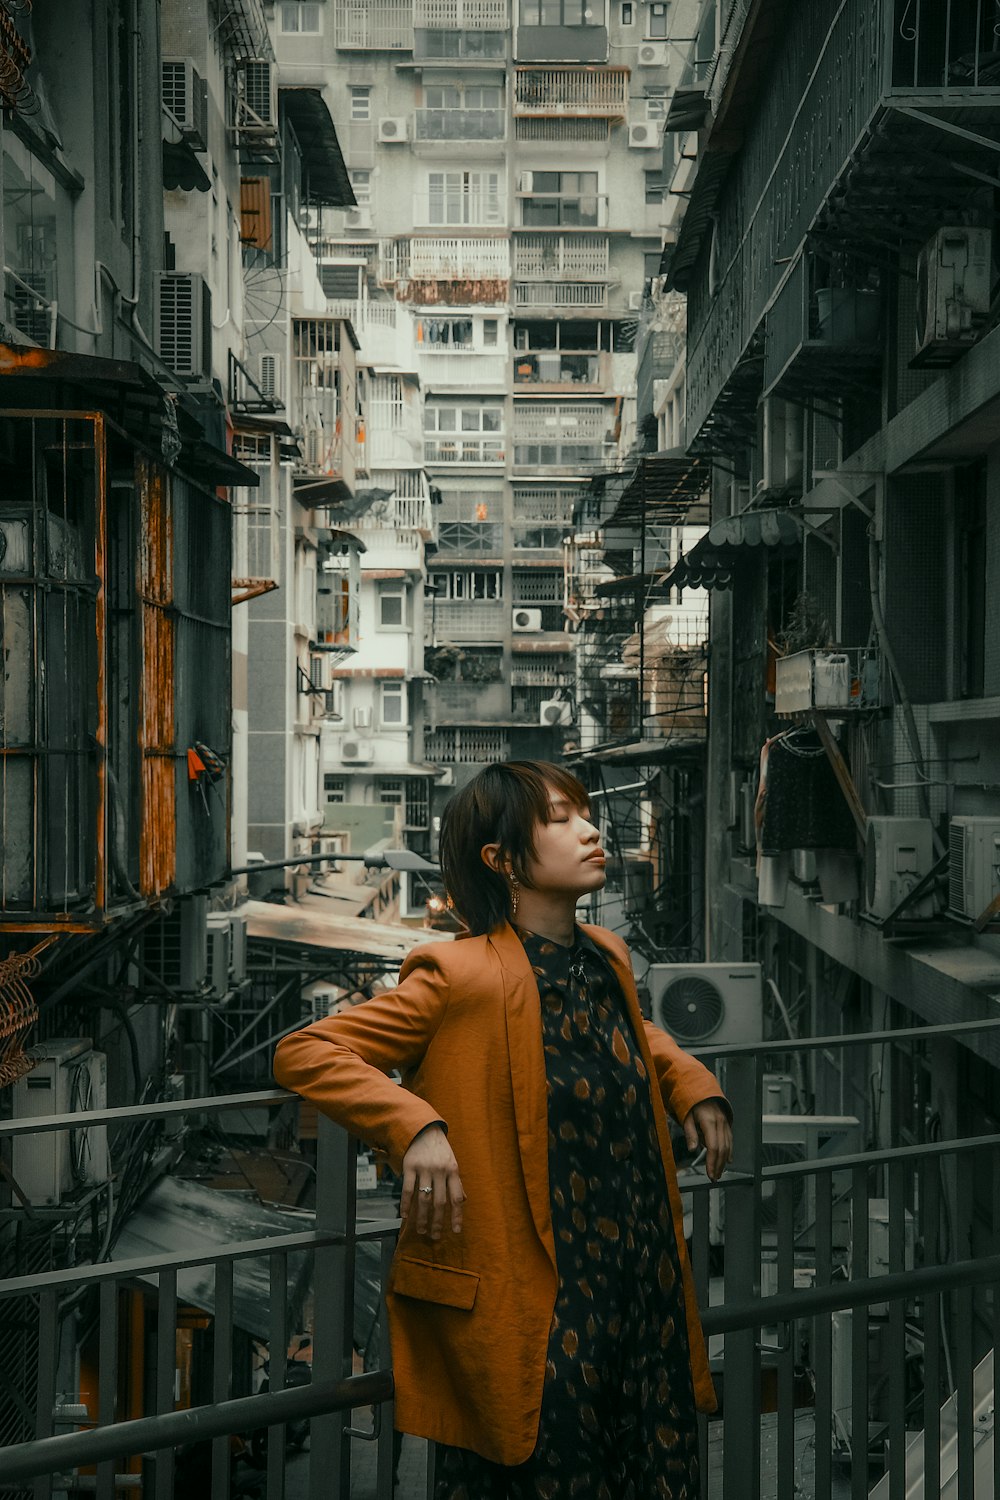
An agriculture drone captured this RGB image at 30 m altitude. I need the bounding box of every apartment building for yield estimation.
[272,0,672,849]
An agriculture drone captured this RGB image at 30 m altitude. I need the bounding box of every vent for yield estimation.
[947,817,1000,921]
[162,58,208,148]
[155,271,212,378]
[258,351,283,401]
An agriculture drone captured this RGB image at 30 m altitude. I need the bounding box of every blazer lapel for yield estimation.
[489,923,556,1275]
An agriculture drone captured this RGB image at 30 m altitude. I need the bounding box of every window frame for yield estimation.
[279,2,323,34]
[379,681,408,727]
[349,85,372,122]
[646,1,669,38]
[377,580,408,630]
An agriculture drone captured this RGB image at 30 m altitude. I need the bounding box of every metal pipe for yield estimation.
[226,851,439,876]
[1,1374,393,1484]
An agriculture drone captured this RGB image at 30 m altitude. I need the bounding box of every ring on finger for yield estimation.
[419,1186,433,1195]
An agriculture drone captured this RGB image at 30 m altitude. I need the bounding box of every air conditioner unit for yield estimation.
[162,58,208,149]
[353,705,373,730]
[627,291,644,310]
[341,737,374,763]
[948,816,1000,921]
[512,607,543,632]
[142,896,208,993]
[154,271,212,379]
[864,816,935,921]
[378,116,409,143]
[229,913,248,984]
[638,42,669,67]
[344,206,373,231]
[258,351,283,402]
[856,1197,916,1316]
[205,913,233,998]
[10,1042,109,1205]
[539,699,573,726]
[307,983,344,1022]
[628,122,659,148]
[913,226,991,366]
[648,962,763,1046]
[232,59,278,135]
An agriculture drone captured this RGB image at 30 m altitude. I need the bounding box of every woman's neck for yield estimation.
[514,890,579,948]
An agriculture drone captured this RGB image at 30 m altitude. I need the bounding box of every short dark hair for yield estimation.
[438,760,590,936]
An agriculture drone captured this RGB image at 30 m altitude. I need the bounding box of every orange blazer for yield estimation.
[273,921,725,1465]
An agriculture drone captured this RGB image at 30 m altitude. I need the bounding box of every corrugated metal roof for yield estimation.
[663,508,802,591]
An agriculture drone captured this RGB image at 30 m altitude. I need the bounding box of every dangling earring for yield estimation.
[508,874,519,918]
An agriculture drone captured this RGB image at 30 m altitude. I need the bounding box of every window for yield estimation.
[378,581,408,628]
[377,778,405,805]
[424,406,503,434]
[520,0,591,22]
[647,1,669,38]
[645,86,668,119]
[416,317,475,349]
[644,171,665,205]
[426,170,502,226]
[429,570,504,600]
[621,1,633,20]
[324,775,347,803]
[280,2,323,32]
[521,171,601,228]
[380,683,407,726]
[349,169,372,206]
[483,319,499,348]
[349,86,372,121]
[424,404,505,461]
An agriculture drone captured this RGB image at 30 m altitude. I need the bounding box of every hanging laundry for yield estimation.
[758,729,856,855]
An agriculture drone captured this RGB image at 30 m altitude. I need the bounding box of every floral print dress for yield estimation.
[434,926,700,1500]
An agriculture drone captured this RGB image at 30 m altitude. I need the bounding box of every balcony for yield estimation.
[413,107,506,142]
[382,235,511,285]
[513,65,629,117]
[513,280,607,309]
[436,519,505,555]
[762,251,883,404]
[431,680,511,721]
[518,191,610,230]
[514,232,609,280]
[432,597,507,640]
[413,0,509,61]
[514,21,608,64]
[419,350,508,390]
[424,436,505,464]
[291,317,360,502]
[10,1023,1000,1498]
[333,0,413,50]
[513,350,608,390]
[512,401,614,472]
[680,0,1000,448]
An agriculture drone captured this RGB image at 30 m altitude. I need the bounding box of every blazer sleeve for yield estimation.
[642,1020,732,1126]
[273,947,450,1171]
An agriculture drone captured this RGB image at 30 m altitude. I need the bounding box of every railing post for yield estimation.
[310,1114,355,1500]
[720,1049,762,1500]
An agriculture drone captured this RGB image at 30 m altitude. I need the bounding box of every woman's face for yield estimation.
[521,788,607,899]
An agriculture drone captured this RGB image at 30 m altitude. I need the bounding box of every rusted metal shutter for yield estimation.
[240,175,272,251]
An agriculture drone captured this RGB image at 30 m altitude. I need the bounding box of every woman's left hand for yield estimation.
[682,1099,733,1182]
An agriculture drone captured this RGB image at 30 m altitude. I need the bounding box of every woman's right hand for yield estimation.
[400,1125,465,1240]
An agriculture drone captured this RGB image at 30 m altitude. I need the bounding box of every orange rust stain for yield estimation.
[0,344,53,373]
[137,456,177,897]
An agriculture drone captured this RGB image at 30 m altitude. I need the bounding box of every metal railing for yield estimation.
[9,1022,1000,1499]
[0,1092,403,1499]
[685,1017,1000,1499]
[513,66,629,116]
[413,108,506,141]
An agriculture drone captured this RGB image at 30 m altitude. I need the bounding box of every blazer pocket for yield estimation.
[391,1255,480,1311]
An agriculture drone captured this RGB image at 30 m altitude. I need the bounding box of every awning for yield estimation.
[279,88,355,208]
[569,736,708,767]
[663,86,710,133]
[162,137,211,194]
[603,450,710,528]
[663,508,802,591]
[113,1177,312,1341]
[245,900,453,961]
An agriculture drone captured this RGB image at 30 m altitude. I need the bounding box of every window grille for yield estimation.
[512,569,562,603]
[425,728,511,763]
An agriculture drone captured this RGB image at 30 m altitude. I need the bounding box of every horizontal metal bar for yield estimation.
[2,1373,393,1484]
[0,1089,292,1138]
[700,1250,1000,1336]
[691,1015,1000,1060]
[0,1218,400,1299]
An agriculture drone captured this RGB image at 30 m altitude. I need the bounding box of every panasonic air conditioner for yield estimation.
[341,737,374,763]
[378,116,409,143]
[154,271,213,379]
[539,699,573,727]
[913,226,991,367]
[344,206,372,231]
[638,42,669,67]
[864,816,935,921]
[10,1042,109,1205]
[512,607,543,632]
[628,122,659,148]
[162,58,208,149]
[648,962,763,1046]
[948,816,1000,921]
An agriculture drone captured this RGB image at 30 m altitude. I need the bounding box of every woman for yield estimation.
[274,761,733,1499]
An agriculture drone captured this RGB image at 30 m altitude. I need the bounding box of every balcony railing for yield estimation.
[10,1025,1000,1498]
[431,598,507,640]
[514,232,609,279]
[414,0,508,27]
[413,107,506,141]
[513,65,629,116]
[436,519,505,554]
[513,280,607,308]
[432,681,510,720]
[382,236,511,283]
[334,0,413,50]
[424,436,505,464]
[513,351,605,387]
